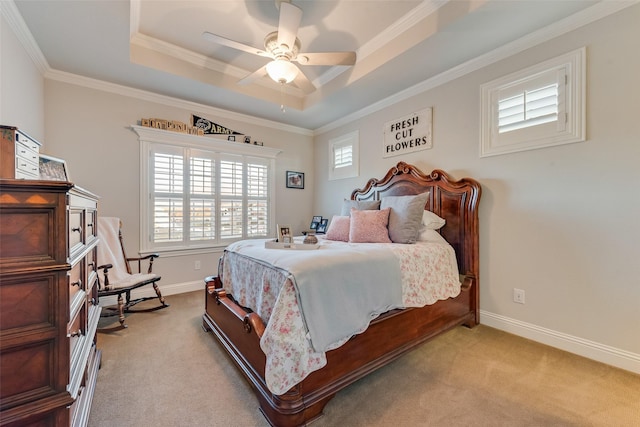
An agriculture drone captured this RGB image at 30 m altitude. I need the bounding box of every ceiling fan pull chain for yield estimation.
[280,82,286,113]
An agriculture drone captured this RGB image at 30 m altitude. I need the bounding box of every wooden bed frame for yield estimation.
[202,161,481,426]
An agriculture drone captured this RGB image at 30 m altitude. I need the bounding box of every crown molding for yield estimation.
[44,68,313,136]
[314,0,638,135]
[1,0,49,74]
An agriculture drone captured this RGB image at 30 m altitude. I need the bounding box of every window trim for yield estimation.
[480,47,586,157]
[133,125,281,255]
[328,130,359,181]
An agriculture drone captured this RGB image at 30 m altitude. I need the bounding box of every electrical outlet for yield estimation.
[513,288,525,304]
[194,260,201,270]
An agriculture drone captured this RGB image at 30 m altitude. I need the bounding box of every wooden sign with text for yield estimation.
[382,108,432,158]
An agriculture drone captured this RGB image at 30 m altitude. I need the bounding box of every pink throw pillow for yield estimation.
[325,216,350,241]
[349,207,392,243]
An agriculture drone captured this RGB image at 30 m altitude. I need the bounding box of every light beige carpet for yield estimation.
[89,291,640,426]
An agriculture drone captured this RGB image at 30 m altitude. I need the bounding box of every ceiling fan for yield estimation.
[202,0,356,94]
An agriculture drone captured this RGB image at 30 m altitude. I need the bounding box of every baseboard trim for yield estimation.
[480,310,640,375]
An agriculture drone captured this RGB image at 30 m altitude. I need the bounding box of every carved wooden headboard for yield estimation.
[350,161,481,282]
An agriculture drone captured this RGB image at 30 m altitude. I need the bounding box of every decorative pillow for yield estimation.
[422,210,446,230]
[325,216,350,242]
[417,229,449,244]
[380,192,429,243]
[349,207,392,243]
[340,199,381,216]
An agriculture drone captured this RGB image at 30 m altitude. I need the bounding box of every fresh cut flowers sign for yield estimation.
[382,108,432,158]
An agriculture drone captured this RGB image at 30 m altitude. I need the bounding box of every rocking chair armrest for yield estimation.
[126,253,160,274]
[96,263,113,288]
[97,263,113,271]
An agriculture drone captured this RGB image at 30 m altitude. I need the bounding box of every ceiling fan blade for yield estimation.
[295,51,357,66]
[277,2,302,51]
[237,65,269,86]
[291,68,316,94]
[202,31,271,58]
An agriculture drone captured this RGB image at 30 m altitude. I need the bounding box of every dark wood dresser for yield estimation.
[0,179,101,427]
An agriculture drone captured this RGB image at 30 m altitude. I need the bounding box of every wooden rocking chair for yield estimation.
[96,217,168,331]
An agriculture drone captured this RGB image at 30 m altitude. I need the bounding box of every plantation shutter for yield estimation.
[152,147,184,243]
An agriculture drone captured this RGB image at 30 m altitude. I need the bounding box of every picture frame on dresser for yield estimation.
[39,154,70,181]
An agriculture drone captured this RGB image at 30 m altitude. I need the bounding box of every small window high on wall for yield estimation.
[480,47,585,157]
[329,130,359,180]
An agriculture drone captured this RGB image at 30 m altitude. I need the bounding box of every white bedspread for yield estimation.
[225,239,403,352]
[222,237,461,395]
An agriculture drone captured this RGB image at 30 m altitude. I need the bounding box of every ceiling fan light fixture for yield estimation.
[266,59,298,84]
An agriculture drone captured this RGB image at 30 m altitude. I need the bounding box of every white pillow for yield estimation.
[422,210,446,230]
[417,229,449,244]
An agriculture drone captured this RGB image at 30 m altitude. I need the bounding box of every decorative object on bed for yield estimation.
[348,207,392,243]
[264,239,319,250]
[286,171,304,189]
[325,215,350,241]
[203,161,481,427]
[302,233,318,244]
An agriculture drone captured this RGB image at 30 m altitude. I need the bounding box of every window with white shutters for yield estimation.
[329,130,359,180]
[137,128,278,254]
[480,48,585,157]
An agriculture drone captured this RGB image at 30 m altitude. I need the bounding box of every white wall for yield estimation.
[0,4,44,139]
[314,6,640,371]
[42,79,315,290]
[4,0,638,373]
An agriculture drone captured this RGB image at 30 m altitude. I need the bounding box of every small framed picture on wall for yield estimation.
[286,171,304,189]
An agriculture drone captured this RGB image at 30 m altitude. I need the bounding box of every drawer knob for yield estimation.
[68,330,83,338]
[71,279,82,287]
[72,227,81,233]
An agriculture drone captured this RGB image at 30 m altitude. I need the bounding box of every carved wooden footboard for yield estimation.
[202,162,481,427]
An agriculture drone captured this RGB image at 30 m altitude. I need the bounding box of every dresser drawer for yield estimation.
[86,209,97,242]
[68,209,84,256]
[15,156,39,176]
[15,140,39,162]
[68,261,84,307]
[0,339,61,409]
[68,304,86,367]
[14,143,39,178]
[0,272,60,332]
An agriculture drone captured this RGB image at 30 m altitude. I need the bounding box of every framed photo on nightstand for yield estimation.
[277,224,292,243]
[310,216,322,230]
[315,218,328,234]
